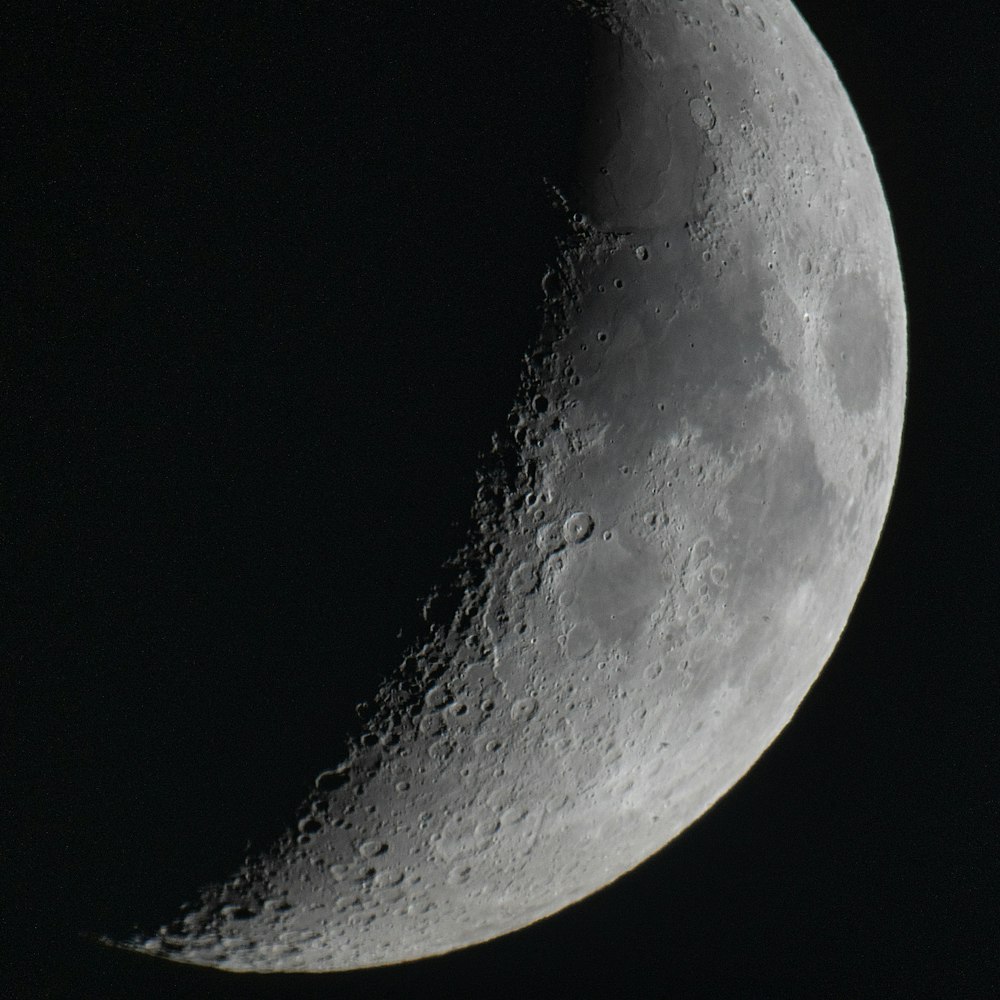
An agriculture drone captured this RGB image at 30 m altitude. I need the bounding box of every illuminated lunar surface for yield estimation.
[117,0,905,971]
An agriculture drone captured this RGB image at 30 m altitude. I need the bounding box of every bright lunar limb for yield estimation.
[115,0,905,971]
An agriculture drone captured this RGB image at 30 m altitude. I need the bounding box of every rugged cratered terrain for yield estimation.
[117,0,905,971]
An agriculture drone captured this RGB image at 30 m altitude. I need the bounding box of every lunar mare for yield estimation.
[118,0,905,971]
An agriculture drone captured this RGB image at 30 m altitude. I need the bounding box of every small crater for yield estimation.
[509,562,540,596]
[419,713,445,737]
[536,521,566,555]
[689,97,716,131]
[563,511,595,544]
[686,615,708,638]
[315,769,350,793]
[565,623,598,660]
[511,697,539,724]
[373,869,405,889]
[691,536,713,563]
[447,864,473,886]
[501,805,530,827]
[475,818,501,838]
[424,685,450,709]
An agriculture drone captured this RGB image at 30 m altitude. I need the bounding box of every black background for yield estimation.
[4,2,995,998]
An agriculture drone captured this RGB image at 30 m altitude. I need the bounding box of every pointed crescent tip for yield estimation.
[83,926,157,960]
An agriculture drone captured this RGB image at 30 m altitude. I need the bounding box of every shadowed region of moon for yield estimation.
[110,0,906,971]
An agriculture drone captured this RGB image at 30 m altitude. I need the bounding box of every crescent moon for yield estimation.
[116,0,905,971]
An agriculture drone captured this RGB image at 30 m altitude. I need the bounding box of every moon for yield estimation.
[115,0,905,971]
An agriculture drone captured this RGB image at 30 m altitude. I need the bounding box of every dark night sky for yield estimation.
[4,2,995,998]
